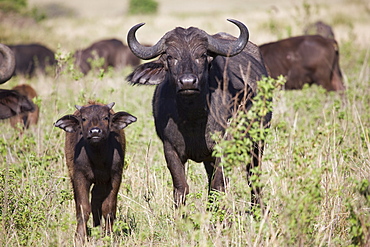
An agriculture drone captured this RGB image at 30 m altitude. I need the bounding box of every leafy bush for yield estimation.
[346,178,370,246]
[211,76,285,220]
[212,76,285,176]
[128,0,158,15]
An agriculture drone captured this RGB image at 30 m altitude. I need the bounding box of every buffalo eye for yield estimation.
[196,53,207,64]
[81,118,86,122]
[104,117,109,121]
[167,55,178,65]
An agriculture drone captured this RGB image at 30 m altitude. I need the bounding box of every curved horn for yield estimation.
[207,19,249,57]
[127,23,166,60]
[0,44,15,84]
[106,102,115,109]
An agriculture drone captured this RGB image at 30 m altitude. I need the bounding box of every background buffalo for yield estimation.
[74,38,140,75]
[259,35,345,91]
[7,43,56,77]
[9,84,39,129]
[0,43,15,83]
[0,43,35,120]
[304,21,335,39]
[0,89,35,120]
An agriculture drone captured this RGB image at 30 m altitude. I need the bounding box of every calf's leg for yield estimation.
[91,184,109,228]
[72,175,92,242]
[101,175,122,234]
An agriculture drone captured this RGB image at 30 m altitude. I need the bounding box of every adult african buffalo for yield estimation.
[8,43,56,77]
[127,19,270,208]
[55,102,137,243]
[0,44,35,120]
[304,21,335,39]
[74,38,140,75]
[259,35,345,91]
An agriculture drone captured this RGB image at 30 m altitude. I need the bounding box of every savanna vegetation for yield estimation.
[0,0,369,246]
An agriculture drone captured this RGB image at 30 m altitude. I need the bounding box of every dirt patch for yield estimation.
[36,3,78,18]
[0,11,37,28]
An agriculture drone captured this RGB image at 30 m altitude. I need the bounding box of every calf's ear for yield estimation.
[126,61,165,85]
[54,115,80,133]
[112,112,137,130]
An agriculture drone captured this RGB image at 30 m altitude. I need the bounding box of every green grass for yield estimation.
[1,0,370,246]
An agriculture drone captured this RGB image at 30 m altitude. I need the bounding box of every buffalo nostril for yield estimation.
[179,74,197,85]
[89,128,101,134]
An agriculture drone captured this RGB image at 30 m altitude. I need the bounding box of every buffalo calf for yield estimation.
[9,84,39,129]
[54,102,136,243]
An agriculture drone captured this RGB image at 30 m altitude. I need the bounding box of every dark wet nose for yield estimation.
[89,127,102,135]
[178,74,198,88]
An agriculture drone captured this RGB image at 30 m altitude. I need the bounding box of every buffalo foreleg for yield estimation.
[204,160,227,193]
[247,144,263,208]
[163,141,189,208]
[204,160,227,209]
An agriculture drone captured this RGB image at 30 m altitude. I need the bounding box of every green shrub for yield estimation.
[346,176,370,246]
[0,0,27,13]
[128,0,158,15]
[212,76,285,176]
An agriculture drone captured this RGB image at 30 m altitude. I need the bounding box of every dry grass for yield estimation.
[0,0,370,246]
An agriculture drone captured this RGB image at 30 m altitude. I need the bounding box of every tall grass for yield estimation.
[1,0,370,246]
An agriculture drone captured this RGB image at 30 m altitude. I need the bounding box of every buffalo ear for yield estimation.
[126,60,165,85]
[111,112,137,130]
[0,89,35,119]
[54,115,80,133]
